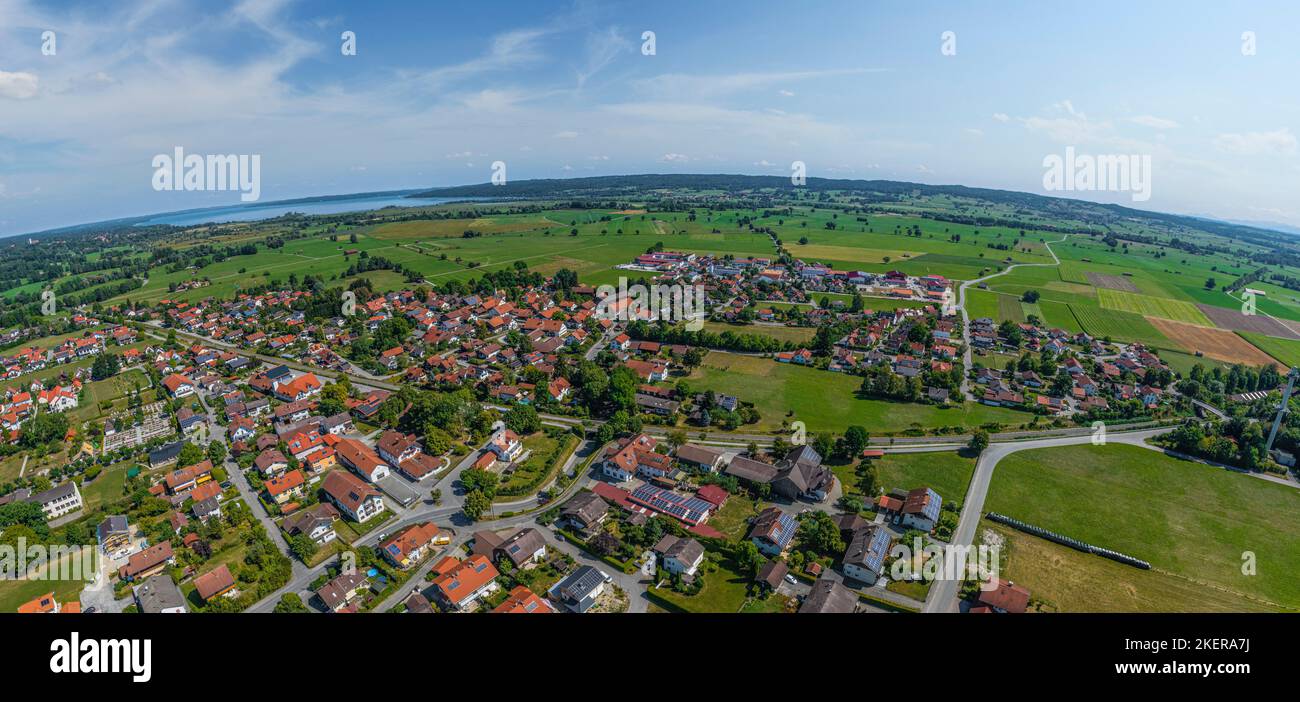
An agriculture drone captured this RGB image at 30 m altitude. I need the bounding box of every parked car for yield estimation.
[784,574,798,585]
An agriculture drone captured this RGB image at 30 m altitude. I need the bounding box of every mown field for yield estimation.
[686,351,1027,434]
[985,443,1300,611]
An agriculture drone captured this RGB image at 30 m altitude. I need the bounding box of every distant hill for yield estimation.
[409,173,1294,246]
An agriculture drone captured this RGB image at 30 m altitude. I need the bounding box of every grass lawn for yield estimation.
[650,556,753,613]
[1239,331,1300,367]
[687,351,1027,434]
[706,493,763,541]
[495,432,577,500]
[701,321,815,345]
[738,592,795,613]
[985,443,1300,610]
[982,522,1278,612]
[0,558,92,613]
[871,450,975,507]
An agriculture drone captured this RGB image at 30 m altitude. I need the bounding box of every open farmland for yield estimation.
[1196,303,1300,339]
[1147,318,1278,366]
[985,443,1300,611]
[1097,288,1213,325]
[1084,271,1139,292]
[1069,304,1181,348]
[1239,332,1300,368]
[686,351,1028,434]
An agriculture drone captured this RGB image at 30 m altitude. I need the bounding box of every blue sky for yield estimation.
[1,0,1299,236]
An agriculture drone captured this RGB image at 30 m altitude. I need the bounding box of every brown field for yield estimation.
[1196,303,1300,339]
[1147,318,1279,366]
[1085,272,1139,293]
[612,209,647,215]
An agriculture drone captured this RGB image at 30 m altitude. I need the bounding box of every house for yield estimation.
[118,541,175,581]
[772,444,833,502]
[16,593,78,614]
[379,522,442,569]
[193,564,237,602]
[316,571,370,612]
[282,503,340,544]
[748,507,797,557]
[756,560,790,594]
[403,591,434,614]
[334,437,392,482]
[674,443,725,472]
[30,482,82,520]
[492,585,554,613]
[548,564,606,613]
[841,526,892,585]
[253,449,289,477]
[725,455,780,486]
[96,515,131,556]
[560,491,609,532]
[599,433,661,481]
[495,528,548,568]
[134,575,188,614]
[487,429,523,462]
[652,534,706,577]
[161,373,196,398]
[321,470,387,523]
[264,469,306,505]
[901,487,943,532]
[798,576,858,613]
[430,555,500,611]
[273,372,323,402]
[972,578,1031,614]
[376,431,422,466]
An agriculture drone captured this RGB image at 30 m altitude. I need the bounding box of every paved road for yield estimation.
[955,235,1066,401]
[922,426,1172,613]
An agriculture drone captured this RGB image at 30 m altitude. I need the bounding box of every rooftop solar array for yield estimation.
[864,528,891,573]
[921,488,942,523]
[629,484,713,525]
[771,512,798,547]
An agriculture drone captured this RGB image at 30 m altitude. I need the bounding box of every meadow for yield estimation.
[985,443,1300,610]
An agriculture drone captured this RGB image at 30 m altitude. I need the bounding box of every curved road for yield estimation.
[922,426,1172,613]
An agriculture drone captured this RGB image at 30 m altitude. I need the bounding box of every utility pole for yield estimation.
[1264,367,1300,455]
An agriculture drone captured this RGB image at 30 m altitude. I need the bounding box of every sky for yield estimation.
[2,0,1300,236]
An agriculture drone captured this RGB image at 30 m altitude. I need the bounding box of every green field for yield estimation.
[1239,331,1300,367]
[701,321,815,345]
[872,450,976,507]
[1097,288,1212,325]
[1069,304,1181,349]
[687,351,1028,434]
[985,443,1300,611]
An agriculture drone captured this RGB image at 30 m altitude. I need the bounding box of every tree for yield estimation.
[177,442,205,467]
[273,593,309,613]
[503,404,541,435]
[18,412,68,449]
[666,429,688,450]
[796,511,844,556]
[968,429,990,455]
[462,490,491,521]
[206,440,227,465]
[1205,277,1216,290]
[91,353,121,380]
[735,540,762,577]
[841,425,869,458]
[289,534,319,562]
[1020,290,1040,303]
[460,469,499,500]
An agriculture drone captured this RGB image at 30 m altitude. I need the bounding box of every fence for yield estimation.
[986,512,1150,570]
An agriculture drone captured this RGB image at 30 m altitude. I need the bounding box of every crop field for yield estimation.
[1036,299,1082,333]
[701,321,816,344]
[997,293,1026,322]
[985,443,1300,611]
[1069,304,1181,348]
[871,450,976,508]
[1084,271,1139,292]
[1147,318,1278,366]
[1196,303,1300,339]
[687,351,1028,434]
[1239,332,1300,368]
[964,289,1000,321]
[1097,288,1213,325]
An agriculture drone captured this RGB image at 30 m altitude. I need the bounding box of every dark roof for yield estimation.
[560,491,609,526]
[725,455,779,483]
[799,577,858,613]
[675,443,723,466]
[134,575,187,613]
[757,560,789,589]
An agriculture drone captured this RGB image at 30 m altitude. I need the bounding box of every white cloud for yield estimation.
[634,68,886,99]
[553,130,580,139]
[778,89,795,97]
[0,71,39,99]
[1213,128,1297,156]
[659,153,690,162]
[992,112,1009,122]
[964,128,983,137]
[1129,115,1179,129]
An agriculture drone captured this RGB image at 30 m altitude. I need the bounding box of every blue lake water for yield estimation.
[137,193,460,227]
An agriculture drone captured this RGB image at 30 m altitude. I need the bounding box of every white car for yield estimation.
[600,569,613,583]
[784,574,798,585]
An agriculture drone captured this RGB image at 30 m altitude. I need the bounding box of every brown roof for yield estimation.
[976,579,1031,613]
[119,541,173,579]
[321,470,381,513]
[193,564,236,601]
